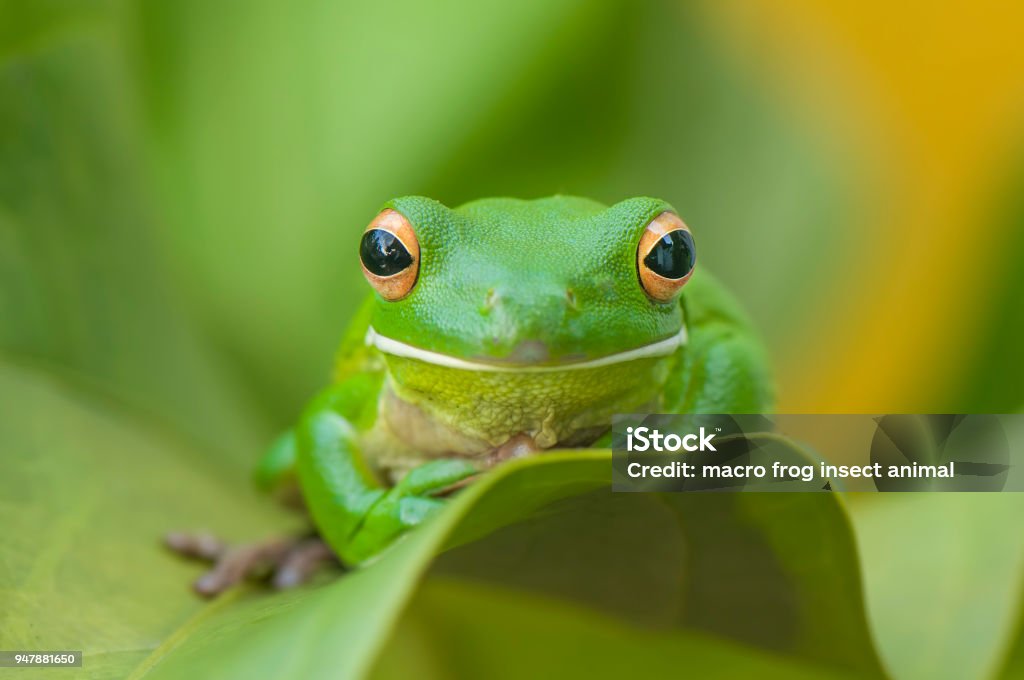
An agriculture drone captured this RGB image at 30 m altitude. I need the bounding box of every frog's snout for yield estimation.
[483,285,578,315]
[481,284,579,364]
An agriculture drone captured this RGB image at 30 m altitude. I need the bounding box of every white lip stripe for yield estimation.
[364,324,687,373]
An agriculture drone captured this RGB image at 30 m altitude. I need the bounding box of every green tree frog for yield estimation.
[168,195,772,595]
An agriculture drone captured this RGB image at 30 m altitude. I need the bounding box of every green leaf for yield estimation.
[847,416,1024,678]
[851,494,1024,680]
[371,579,847,680]
[0,358,884,678]
[141,458,882,675]
[426,490,883,676]
[0,359,299,678]
[138,452,611,680]
[142,458,886,679]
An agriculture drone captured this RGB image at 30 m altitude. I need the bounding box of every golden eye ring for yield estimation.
[637,211,696,302]
[359,209,420,301]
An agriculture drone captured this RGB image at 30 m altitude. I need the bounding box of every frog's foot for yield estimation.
[164,532,337,597]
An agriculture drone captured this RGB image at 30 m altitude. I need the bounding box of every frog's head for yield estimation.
[358,195,696,371]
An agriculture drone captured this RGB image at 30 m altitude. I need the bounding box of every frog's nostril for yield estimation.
[480,288,499,315]
[565,288,578,310]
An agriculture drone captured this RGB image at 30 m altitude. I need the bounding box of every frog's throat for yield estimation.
[364,326,687,373]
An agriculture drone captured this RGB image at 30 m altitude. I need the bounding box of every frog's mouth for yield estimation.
[364,326,687,373]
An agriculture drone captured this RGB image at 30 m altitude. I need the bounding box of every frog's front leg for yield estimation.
[663,272,774,414]
[296,375,479,566]
[167,373,477,595]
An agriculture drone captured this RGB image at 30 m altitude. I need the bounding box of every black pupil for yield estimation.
[360,229,412,276]
[644,230,695,280]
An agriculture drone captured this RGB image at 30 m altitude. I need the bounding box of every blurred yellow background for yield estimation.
[705,1,1024,412]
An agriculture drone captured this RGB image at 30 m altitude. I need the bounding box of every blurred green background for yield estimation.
[3,1,1024,678]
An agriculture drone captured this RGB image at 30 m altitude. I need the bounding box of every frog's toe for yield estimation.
[164,530,226,561]
[340,495,445,565]
[192,538,293,597]
[272,537,337,589]
[165,531,336,598]
[396,458,480,496]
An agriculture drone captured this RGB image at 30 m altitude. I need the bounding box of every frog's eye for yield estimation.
[359,209,420,301]
[637,212,695,302]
